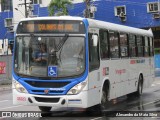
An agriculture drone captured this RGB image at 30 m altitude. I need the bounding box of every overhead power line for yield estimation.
[18,0,33,18]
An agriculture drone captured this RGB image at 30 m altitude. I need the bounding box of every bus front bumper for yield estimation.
[12,89,88,108]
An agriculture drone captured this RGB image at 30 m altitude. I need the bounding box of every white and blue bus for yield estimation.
[12,16,154,112]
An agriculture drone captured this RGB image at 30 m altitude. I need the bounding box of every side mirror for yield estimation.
[92,35,98,47]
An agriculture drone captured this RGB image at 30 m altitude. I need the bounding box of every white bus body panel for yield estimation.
[13,16,154,109]
[13,89,89,108]
[13,76,101,108]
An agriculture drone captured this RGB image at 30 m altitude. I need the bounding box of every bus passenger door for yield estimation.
[88,30,101,107]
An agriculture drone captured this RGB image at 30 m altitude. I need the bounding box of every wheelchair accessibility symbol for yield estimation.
[48,66,57,77]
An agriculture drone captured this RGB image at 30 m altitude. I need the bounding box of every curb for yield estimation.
[0,85,12,92]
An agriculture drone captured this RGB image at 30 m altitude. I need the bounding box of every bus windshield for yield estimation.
[14,36,85,78]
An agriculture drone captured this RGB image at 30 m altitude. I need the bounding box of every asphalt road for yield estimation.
[1,77,160,120]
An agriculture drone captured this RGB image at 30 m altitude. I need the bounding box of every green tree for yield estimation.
[48,0,72,16]
[0,0,5,4]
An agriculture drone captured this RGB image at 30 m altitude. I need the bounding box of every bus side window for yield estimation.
[137,36,143,57]
[88,33,100,71]
[120,33,128,57]
[144,36,149,57]
[129,34,136,57]
[149,37,154,56]
[109,31,119,58]
[99,29,109,59]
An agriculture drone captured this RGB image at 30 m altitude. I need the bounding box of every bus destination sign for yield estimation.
[17,20,85,34]
[38,24,73,32]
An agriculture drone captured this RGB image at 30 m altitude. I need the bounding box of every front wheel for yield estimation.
[100,86,108,112]
[86,85,109,116]
[38,106,52,112]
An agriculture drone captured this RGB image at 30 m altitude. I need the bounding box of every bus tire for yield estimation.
[127,75,143,99]
[100,83,109,115]
[86,82,109,116]
[38,106,52,112]
[135,75,143,97]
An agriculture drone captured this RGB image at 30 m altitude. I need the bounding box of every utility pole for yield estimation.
[158,0,160,13]
[18,0,33,18]
[85,0,90,18]
[24,0,27,18]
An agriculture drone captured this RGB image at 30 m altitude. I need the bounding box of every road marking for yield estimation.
[90,99,160,120]
[0,100,9,103]
[125,98,160,110]
[0,105,24,110]
[151,117,160,119]
[0,117,7,119]
[90,117,102,120]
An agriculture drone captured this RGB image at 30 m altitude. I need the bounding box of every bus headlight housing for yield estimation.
[13,80,28,93]
[67,81,87,95]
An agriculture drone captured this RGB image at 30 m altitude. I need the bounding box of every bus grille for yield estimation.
[25,81,70,88]
[32,90,63,94]
[34,97,60,103]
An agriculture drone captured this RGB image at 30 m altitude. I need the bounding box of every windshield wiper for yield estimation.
[48,34,69,65]
[56,34,69,52]
[49,34,69,64]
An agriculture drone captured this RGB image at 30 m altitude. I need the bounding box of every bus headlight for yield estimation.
[67,81,87,95]
[13,80,28,93]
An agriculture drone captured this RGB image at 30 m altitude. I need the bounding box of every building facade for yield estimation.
[0,0,13,55]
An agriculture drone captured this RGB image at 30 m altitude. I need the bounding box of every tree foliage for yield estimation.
[48,0,72,16]
[1,0,5,4]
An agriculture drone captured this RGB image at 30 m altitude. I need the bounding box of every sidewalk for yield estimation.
[0,83,11,92]
[154,76,160,83]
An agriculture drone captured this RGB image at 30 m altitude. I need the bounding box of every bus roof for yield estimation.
[87,19,153,37]
[20,16,85,21]
[20,16,153,37]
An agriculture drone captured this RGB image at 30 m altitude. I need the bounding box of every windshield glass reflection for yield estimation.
[14,36,85,78]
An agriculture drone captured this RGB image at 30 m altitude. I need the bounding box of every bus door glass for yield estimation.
[88,30,101,104]
[88,33,100,71]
